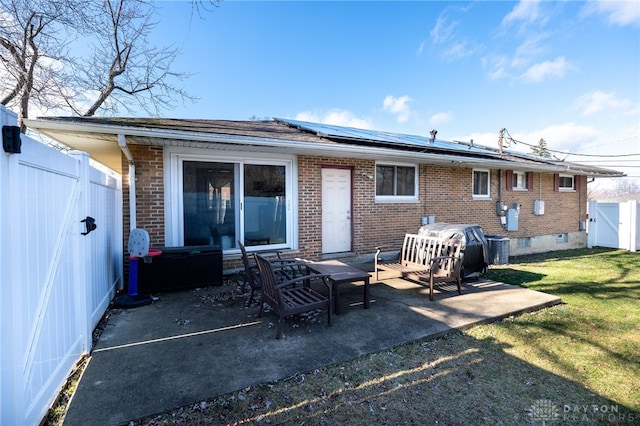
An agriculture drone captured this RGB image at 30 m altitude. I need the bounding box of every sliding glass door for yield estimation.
[178,157,293,250]
[243,164,287,246]
[183,161,237,247]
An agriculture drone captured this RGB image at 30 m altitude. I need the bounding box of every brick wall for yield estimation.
[121,147,587,270]
[421,167,587,238]
[122,144,166,250]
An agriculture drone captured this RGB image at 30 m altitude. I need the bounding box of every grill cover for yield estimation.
[418,223,489,279]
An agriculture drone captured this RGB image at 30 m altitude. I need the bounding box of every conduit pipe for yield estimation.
[118,134,136,230]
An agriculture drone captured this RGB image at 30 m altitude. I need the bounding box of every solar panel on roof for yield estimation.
[276,118,493,155]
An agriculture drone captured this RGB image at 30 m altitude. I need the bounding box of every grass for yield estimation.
[49,248,640,425]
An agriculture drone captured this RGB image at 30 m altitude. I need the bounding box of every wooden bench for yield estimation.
[375,234,464,300]
[374,234,444,280]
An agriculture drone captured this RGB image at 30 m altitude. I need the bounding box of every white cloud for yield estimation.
[382,95,412,123]
[430,112,453,127]
[429,7,481,60]
[521,56,571,82]
[430,14,457,44]
[511,33,550,68]
[502,0,542,27]
[483,55,509,80]
[417,40,427,55]
[445,42,475,59]
[574,91,632,116]
[295,109,372,129]
[457,123,599,155]
[524,123,599,152]
[581,0,640,26]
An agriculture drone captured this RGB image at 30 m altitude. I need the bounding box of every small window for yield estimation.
[556,233,568,243]
[375,163,418,202]
[513,171,527,190]
[517,237,531,249]
[558,174,574,191]
[472,169,490,198]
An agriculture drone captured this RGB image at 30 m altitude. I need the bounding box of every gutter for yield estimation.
[117,134,136,231]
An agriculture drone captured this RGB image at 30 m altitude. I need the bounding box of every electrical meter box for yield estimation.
[506,208,519,231]
[534,200,545,216]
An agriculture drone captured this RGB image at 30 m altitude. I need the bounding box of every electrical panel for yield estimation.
[506,207,519,231]
[534,200,545,216]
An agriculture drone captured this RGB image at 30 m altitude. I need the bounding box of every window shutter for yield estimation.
[526,172,533,192]
[574,175,580,191]
[553,174,559,192]
[505,170,513,191]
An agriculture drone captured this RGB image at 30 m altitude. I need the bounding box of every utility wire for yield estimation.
[502,129,640,158]
[577,159,640,163]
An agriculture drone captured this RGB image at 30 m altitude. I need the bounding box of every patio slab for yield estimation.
[62,270,561,426]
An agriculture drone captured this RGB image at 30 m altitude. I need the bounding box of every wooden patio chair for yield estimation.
[254,254,332,339]
[237,240,305,307]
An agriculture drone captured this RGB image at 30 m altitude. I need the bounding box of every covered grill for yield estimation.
[418,223,489,279]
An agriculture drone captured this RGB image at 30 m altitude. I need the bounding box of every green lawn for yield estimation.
[476,248,640,413]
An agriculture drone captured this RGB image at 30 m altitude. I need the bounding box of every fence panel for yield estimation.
[0,106,122,425]
[587,200,639,252]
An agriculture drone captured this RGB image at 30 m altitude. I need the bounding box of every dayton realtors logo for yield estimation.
[529,399,560,425]
[528,399,636,424]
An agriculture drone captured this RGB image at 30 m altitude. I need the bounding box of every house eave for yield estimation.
[23,117,624,178]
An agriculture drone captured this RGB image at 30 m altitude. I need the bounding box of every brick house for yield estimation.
[25,117,623,271]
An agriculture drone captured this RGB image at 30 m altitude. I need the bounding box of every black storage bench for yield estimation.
[137,246,223,293]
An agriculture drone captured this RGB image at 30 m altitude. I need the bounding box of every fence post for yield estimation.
[69,151,93,353]
[586,200,597,248]
[0,105,20,426]
[630,201,638,253]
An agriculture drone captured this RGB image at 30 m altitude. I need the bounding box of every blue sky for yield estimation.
[150,1,639,184]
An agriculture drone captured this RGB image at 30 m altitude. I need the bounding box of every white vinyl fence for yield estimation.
[587,200,639,252]
[0,106,123,425]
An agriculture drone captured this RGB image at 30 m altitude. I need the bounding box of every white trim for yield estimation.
[513,171,527,190]
[374,161,420,203]
[163,146,297,251]
[559,173,575,191]
[472,168,491,199]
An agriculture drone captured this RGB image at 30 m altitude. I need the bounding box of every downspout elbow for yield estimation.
[118,134,134,164]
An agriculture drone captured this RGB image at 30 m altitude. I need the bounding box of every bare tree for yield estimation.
[0,0,91,129]
[74,0,197,117]
[0,0,219,128]
[589,178,640,201]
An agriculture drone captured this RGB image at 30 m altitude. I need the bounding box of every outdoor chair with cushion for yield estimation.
[254,254,332,339]
[238,240,306,307]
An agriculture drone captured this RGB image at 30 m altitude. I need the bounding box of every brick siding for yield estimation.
[122,144,166,252]
[121,148,587,271]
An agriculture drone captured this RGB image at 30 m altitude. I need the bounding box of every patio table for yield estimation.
[305,260,371,314]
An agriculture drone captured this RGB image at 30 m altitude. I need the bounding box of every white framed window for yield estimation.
[513,171,527,190]
[375,162,419,203]
[558,174,575,191]
[165,147,297,252]
[472,169,490,198]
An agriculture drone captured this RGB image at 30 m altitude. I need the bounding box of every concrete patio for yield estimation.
[62,269,561,425]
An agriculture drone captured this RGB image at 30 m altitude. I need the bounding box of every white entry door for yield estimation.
[322,168,352,253]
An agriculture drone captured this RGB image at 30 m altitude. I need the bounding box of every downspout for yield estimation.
[118,134,136,230]
[497,169,504,228]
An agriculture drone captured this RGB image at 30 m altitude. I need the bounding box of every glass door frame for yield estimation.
[164,147,298,252]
